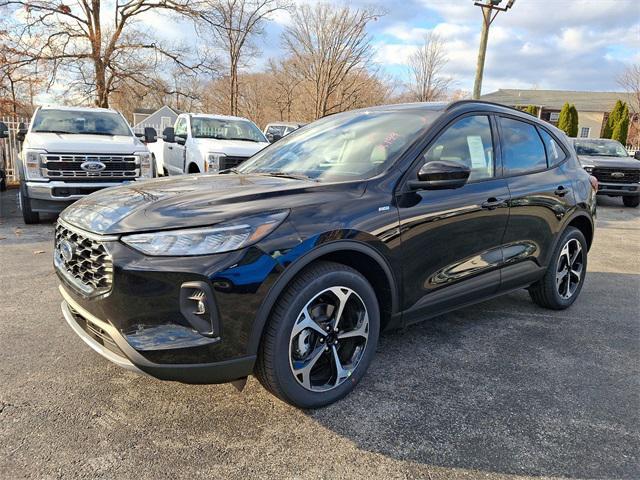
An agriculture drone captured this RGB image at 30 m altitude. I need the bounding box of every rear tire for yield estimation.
[529,227,587,310]
[623,196,639,208]
[19,186,40,224]
[255,261,380,409]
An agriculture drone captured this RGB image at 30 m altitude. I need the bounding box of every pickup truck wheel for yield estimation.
[255,261,380,409]
[529,227,587,310]
[188,163,200,174]
[623,196,639,208]
[19,185,40,224]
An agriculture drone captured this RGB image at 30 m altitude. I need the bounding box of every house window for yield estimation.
[549,112,560,122]
[161,117,172,130]
[579,127,590,138]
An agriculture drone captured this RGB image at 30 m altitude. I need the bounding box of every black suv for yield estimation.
[573,138,640,208]
[55,101,596,408]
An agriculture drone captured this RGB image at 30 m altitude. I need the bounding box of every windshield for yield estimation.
[237,109,442,182]
[191,117,266,142]
[31,109,132,136]
[574,139,629,157]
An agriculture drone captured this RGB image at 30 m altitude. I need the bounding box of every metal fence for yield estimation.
[1,116,30,185]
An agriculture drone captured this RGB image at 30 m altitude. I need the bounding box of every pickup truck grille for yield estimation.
[592,167,640,184]
[221,155,249,170]
[43,154,138,180]
[54,222,113,296]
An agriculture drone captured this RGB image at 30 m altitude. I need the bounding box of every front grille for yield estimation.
[54,222,113,295]
[221,155,249,169]
[43,153,139,179]
[592,167,640,184]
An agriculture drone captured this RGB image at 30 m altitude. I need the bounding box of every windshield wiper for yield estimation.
[219,168,239,174]
[261,171,316,181]
[82,132,117,136]
[34,129,74,134]
[226,137,261,143]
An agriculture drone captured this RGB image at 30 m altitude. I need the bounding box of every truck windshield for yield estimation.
[237,108,442,182]
[574,139,629,157]
[31,110,132,136]
[191,117,266,142]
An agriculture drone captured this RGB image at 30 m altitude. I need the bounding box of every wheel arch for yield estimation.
[247,240,400,355]
[565,212,594,250]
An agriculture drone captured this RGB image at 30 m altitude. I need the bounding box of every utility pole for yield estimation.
[472,0,516,99]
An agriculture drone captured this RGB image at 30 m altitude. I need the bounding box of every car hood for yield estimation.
[60,173,365,235]
[577,154,640,169]
[192,138,269,157]
[24,132,147,154]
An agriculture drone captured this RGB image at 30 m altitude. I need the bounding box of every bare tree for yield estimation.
[407,32,451,102]
[267,58,301,121]
[617,64,640,148]
[0,0,203,108]
[282,3,384,119]
[198,0,291,116]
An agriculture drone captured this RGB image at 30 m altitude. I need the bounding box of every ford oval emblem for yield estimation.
[59,239,74,262]
[81,161,106,172]
[611,172,625,178]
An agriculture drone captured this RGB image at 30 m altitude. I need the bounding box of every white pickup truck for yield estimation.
[161,113,269,175]
[2,106,157,224]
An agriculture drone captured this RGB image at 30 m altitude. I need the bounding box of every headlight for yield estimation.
[205,153,226,173]
[23,149,46,181]
[582,165,594,173]
[136,152,153,178]
[121,210,289,256]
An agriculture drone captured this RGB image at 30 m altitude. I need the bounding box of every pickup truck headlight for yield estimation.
[121,210,288,256]
[205,153,226,173]
[136,152,153,178]
[582,165,594,174]
[24,149,46,181]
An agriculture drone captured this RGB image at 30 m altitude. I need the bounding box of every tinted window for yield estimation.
[539,128,566,166]
[500,117,546,175]
[423,115,494,182]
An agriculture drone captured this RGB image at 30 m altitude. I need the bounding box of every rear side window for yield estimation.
[500,117,546,175]
[423,115,494,182]
[538,128,566,166]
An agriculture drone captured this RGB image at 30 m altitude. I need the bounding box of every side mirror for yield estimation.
[270,133,283,143]
[143,127,157,143]
[408,160,471,190]
[0,121,8,139]
[634,151,640,160]
[175,135,187,146]
[162,127,175,143]
[16,122,28,142]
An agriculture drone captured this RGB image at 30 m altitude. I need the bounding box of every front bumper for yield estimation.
[60,285,255,384]
[596,182,639,197]
[26,180,142,212]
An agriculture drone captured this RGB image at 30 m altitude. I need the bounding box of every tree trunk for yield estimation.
[94,60,109,108]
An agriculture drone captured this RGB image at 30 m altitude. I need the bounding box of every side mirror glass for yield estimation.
[409,160,471,190]
[270,133,283,143]
[0,121,8,139]
[634,151,640,160]
[144,127,157,144]
[162,127,175,143]
[16,122,28,142]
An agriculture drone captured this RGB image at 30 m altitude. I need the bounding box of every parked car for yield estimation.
[572,138,640,208]
[162,113,269,175]
[264,122,305,143]
[54,101,596,409]
[1,106,157,224]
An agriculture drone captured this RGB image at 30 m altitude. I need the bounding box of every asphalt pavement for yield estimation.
[0,188,638,480]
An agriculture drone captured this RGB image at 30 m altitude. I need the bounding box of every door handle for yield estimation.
[481,197,506,210]
[554,186,568,197]
[167,146,173,150]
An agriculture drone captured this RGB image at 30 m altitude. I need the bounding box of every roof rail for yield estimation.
[446,99,525,115]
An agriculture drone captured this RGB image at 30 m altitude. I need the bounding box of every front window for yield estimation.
[237,109,442,182]
[32,109,132,136]
[574,139,629,157]
[191,117,266,143]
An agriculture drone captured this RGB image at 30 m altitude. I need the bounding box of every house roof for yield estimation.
[133,106,181,116]
[481,89,638,113]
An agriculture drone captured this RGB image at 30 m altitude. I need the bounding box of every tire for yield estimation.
[255,261,380,409]
[623,196,639,208]
[19,186,40,224]
[529,226,587,310]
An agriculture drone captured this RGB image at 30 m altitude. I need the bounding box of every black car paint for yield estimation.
[56,101,596,384]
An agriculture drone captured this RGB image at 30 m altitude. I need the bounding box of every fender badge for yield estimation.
[378,206,390,212]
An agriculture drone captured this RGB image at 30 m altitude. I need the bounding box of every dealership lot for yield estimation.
[0,189,638,479]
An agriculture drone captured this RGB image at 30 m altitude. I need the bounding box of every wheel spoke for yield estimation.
[331,345,351,386]
[556,267,568,285]
[570,267,581,282]
[328,286,352,331]
[569,242,582,266]
[292,345,327,390]
[337,312,369,341]
[291,307,327,338]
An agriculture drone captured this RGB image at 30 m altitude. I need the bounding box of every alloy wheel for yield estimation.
[289,286,369,392]
[556,238,584,300]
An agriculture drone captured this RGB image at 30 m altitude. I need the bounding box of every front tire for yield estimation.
[623,196,639,208]
[255,261,380,409]
[529,227,587,310]
[19,186,40,224]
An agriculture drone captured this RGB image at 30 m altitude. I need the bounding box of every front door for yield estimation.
[397,114,510,324]
[168,116,188,174]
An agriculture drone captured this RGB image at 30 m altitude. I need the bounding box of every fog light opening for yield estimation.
[180,282,220,338]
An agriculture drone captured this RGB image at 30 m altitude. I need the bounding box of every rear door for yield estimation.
[397,114,510,324]
[497,116,575,290]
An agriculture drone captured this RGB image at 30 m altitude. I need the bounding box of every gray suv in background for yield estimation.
[573,138,640,208]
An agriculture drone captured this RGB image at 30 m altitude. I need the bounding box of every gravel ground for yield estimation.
[0,189,638,480]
